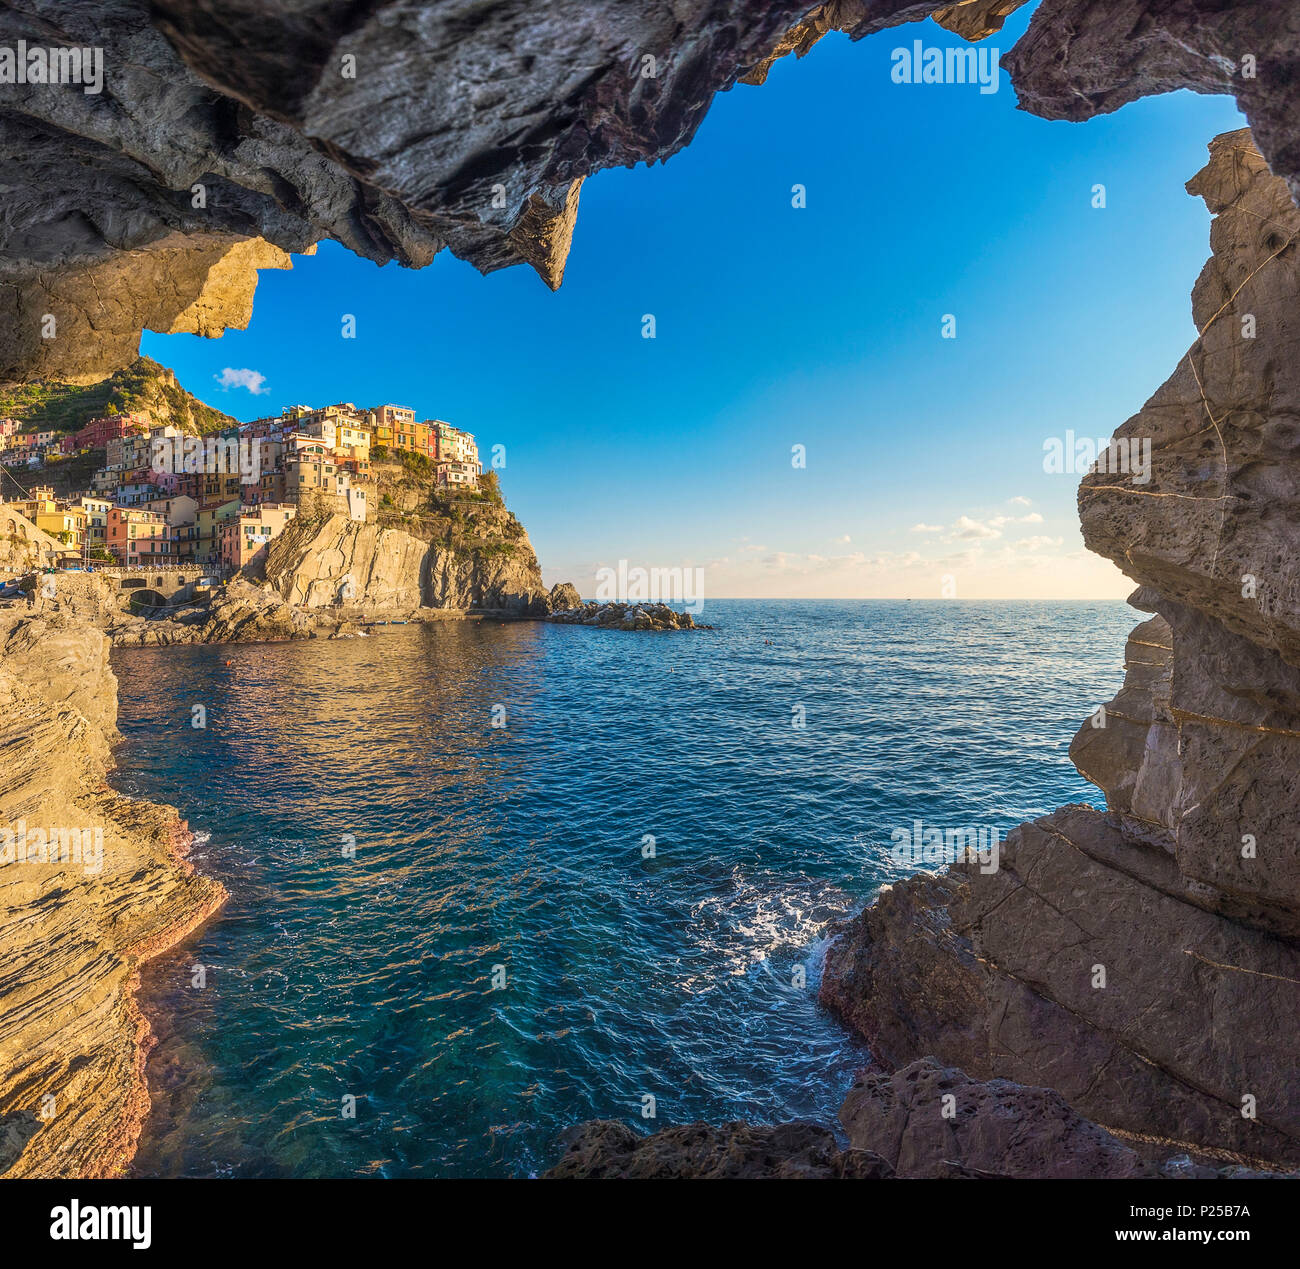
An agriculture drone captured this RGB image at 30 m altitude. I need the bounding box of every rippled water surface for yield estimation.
[114,599,1135,1177]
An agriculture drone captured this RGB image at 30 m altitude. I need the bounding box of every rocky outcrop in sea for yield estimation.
[547,601,709,631]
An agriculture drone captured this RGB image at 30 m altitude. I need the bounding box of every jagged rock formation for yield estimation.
[547,581,582,611]
[1079,129,1300,938]
[5,1,1299,386]
[822,805,1300,1167]
[4,0,1300,1186]
[0,610,226,1177]
[818,131,1300,1173]
[546,1119,894,1179]
[1,232,298,386]
[1007,5,1300,206]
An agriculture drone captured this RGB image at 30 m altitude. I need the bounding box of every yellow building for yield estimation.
[78,496,112,551]
[336,423,371,460]
[6,487,88,551]
[34,504,88,550]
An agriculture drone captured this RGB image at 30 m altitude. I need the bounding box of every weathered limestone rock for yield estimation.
[1081,130,1300,666]
[1076,595,1300,937]
[265,516,427,612]
[545,1119,893,1179]
[839,1058,1150,1179]
[1077,132,1300,938]
[0,611,226,1177]
[933,2,1027,43]
[547,600,707,630]
[195,577,315,643]
[1069,609,1178,848]
[1,232,299,386]
[546,581,582,612]
[1007,5,1300,206]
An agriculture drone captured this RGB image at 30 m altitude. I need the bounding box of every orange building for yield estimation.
[106,506,169,565]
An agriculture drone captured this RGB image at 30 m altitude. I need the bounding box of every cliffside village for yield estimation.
[0,403,481,575]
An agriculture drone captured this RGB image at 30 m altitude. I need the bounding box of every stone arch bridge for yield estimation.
[98,567,208,612]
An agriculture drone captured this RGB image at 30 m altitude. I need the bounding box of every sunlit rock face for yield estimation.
[1,0,1295,386]
[0,612,226,1178]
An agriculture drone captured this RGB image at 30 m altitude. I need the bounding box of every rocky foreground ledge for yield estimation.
[546,1059,1287,1180]
[0,611,225,1178]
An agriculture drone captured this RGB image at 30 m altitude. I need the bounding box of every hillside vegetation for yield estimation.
[368,460,525,557]
[0,356,237,436]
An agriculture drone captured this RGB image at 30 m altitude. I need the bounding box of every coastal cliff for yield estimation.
[0,611,225,1178]
[261,478,549,618]
[81,475,556,647]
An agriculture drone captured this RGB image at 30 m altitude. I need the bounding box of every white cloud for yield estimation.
[910,523,944,534]
[214,367,269,395]
[833,534,851,544]
[1007,495,1033,507]
[953,515,1001,540]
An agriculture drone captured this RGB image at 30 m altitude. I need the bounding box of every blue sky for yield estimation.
[144,6,1246,598]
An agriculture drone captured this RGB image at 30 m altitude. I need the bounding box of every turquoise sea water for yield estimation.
[114,599,1136,1177]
